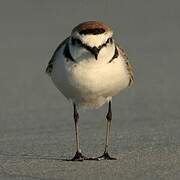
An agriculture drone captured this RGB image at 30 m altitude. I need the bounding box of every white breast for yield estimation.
[50,45,130,108]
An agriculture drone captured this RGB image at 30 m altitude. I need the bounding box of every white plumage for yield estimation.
[50,40,130,108]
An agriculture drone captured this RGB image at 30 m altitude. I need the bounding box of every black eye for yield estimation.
[71,37,76,45]
[76,39,82,45]
[71,38,82,46]
[107,38,113,44]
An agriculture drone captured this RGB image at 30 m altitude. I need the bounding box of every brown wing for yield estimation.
[117,45,134,86]
[46,37,69,75]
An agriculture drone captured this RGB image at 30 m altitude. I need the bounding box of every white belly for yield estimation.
[51,56,129,108]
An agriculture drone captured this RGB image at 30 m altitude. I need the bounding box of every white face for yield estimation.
[69,30,115,62]
[73,31,113,47]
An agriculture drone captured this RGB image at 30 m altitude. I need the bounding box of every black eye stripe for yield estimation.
[107,37,113,44]
[71,37,113,58]
[99,38,113,49]
[76,39,82,45]
[71,37,83,45]
[106,37,113,44]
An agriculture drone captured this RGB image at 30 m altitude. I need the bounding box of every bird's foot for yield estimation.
[71,151,89,161]
[93,152,117,161]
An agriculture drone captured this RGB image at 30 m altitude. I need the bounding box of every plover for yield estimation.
[46,21,134,161]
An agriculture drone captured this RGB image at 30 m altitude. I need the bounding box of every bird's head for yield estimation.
[69,21,115,61]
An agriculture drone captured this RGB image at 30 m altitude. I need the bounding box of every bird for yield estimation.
[46,21,134,161]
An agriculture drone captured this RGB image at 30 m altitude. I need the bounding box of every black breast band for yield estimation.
[63,43,76,62]
[109,47,119,63]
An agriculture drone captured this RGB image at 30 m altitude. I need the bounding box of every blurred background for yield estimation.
[0,0,180,179]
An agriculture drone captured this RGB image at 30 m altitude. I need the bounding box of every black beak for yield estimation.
[91,47,99,60]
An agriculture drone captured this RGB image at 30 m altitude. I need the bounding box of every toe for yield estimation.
[95,152,117,160]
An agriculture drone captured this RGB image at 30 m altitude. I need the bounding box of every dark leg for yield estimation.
[95,101,116,160]
[71,103,88,161]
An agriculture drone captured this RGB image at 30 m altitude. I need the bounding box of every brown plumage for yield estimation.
[72,21,112,34]
[117,46,134,86]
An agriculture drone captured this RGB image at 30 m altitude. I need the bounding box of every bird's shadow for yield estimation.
[0,153,102,162]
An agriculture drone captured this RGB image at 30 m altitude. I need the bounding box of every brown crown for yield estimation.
[72,21,112,35]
